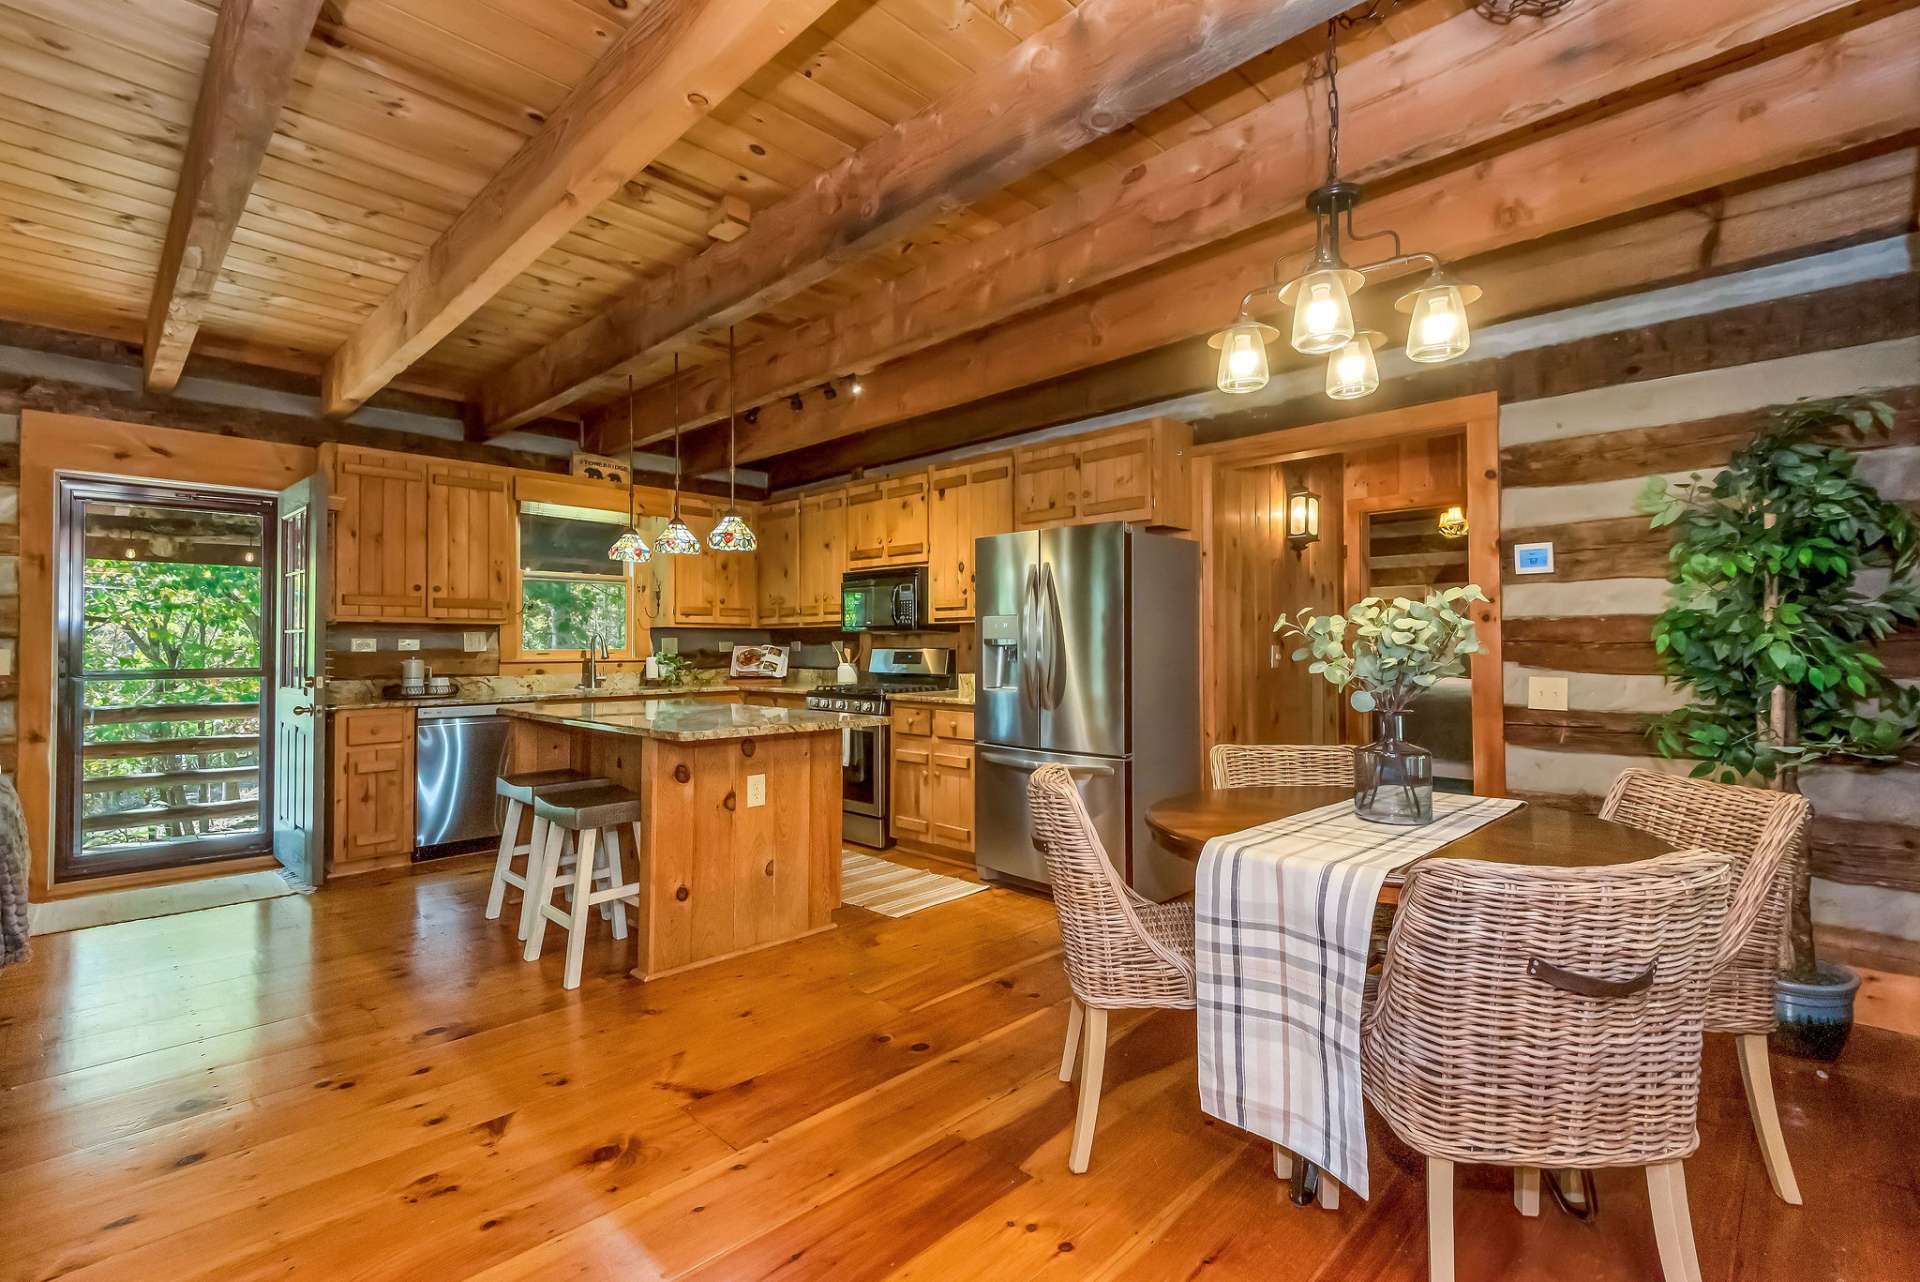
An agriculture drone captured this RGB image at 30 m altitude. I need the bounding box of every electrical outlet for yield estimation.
[397,638,420,652]
[464,631,488,652]
[349,637,377,653]
[745,774,766,808]
[1526,676,1569,712]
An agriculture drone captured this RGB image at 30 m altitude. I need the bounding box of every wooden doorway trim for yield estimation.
[1195,392,1505,794]
[18,410,317,900]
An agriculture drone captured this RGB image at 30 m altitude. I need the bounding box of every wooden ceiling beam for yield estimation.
[474,0,1361,435]
[728,6,1920,466]
[143,0,327,393]
[764,150,1918,485]
[593,0,1863,455]
[317,0,836,418]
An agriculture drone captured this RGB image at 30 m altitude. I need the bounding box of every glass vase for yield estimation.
[1353,712,1433,825]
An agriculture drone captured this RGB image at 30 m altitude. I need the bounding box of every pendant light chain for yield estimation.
[728,327,737,510]
[1322,19,1340,188]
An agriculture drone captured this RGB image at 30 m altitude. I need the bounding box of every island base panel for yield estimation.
[505,723,843,979]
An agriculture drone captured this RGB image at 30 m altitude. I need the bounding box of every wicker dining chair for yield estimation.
[1600,768,1814,1205]
[1027,763,1196,1174]
[1210,743,1356,789]
[1362,850,1746,1282]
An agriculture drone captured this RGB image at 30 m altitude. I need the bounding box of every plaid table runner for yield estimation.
[1195,793,1525,1198]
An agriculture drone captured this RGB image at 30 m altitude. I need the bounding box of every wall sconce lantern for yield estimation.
[1437,504,1469,538]
[1286,489,1321,550]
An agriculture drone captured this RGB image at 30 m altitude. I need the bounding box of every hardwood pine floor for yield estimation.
[2,856,1915,1281]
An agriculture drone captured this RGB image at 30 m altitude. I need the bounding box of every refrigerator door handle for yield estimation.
[1038,559,1067,711]
[978,749,1114,778]
[1019,563,1044,710]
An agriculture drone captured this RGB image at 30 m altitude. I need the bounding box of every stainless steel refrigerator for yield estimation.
[974,522,1198,901]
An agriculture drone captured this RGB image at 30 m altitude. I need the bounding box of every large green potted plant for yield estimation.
[1278,585,1487,824]
[1638,395,1920,1059]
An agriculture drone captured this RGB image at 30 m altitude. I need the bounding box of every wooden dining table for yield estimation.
[1146,784,1675,903]
[1145,784,1677,1210]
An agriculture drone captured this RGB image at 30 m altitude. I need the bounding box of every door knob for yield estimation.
[289,704,314,716]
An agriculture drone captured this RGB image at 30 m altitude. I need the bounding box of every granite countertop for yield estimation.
[325,684,744,711]
[501,698,886,742]
[885,689,974,707]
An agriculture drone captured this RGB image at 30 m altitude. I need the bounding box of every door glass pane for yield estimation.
[60,487,274,878]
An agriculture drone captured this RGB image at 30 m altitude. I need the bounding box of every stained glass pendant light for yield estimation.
[606,374,651,563]
[707,326,756,552]
[654,353,702,556]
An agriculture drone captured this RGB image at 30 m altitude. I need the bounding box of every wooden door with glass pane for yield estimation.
[55,480,279,880]
[274,472,328,886]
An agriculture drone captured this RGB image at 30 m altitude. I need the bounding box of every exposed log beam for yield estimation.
[596,0,1865,454]
[476,0,1358,435]
[318,0,835,418]
[144,0,326,393]
[763,153,1919,485]
[733,7,1920,469]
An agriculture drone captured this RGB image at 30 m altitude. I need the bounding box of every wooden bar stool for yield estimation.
[524,783,644,989]
[486,771,606,942]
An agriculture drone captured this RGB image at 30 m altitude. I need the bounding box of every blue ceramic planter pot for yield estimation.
[1774,961,1861,1061]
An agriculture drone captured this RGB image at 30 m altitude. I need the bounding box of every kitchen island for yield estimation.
[501,699,885,980]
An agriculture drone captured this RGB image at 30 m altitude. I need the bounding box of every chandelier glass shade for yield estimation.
[656,353,701,557]
[1398,276,1481,364]
[1207,315,1278,394]
[1282,267,1362,355]
[1325,332,1381,401]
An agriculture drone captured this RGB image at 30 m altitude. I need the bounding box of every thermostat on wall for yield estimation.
[1513,541,1555,575]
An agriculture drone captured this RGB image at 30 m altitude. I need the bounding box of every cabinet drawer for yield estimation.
[893,706,932,737]
[341,708,411,746]
[932,709,974,741]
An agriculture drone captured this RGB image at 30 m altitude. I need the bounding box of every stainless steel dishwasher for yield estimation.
[414,704,510,855]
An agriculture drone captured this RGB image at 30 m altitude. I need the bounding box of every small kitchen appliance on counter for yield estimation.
[807,647,955,847]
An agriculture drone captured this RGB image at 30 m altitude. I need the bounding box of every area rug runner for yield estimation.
[1195,794,1525,1199]
[28,868,304,936]
[841,851,987,917]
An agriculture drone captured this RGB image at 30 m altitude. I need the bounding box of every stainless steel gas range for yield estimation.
[806,647,954,847]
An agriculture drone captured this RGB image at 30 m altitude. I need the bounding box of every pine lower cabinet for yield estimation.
[889,704,975,857]
[329,707,415,875]
[929,453,1013,622]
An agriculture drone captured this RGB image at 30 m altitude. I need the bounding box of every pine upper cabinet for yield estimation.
[1013,419,1194,531]
[711,504,758,626]
[326,444,428,621]
[756,499,803,625]
[670,497,720,624]
[799,487,847,625]
[426,461,512,621]
[847,473,930,567]
[846,480,889,569]
[929,453,1014,623]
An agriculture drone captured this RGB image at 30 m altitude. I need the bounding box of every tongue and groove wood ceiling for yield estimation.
[0,0,1911,461]
[0,0,1450,396]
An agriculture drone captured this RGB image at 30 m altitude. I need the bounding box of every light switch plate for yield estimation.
[349,637,377,653]
[1269,643,1281,670]
[745,774,766,808]
[1513,541,1556,575]
[1527,676,1570,712]
[464,631,488,652]
[0,642,12,676]
[397,638,421,651]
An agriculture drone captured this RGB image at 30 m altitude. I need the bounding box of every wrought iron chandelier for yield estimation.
[1210,18,1480,401]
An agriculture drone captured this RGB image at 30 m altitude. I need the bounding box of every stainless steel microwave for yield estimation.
[841,566,926,631]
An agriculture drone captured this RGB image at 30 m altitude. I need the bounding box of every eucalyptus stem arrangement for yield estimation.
[1277,585,1488,718]
[1638,395,1920,980]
